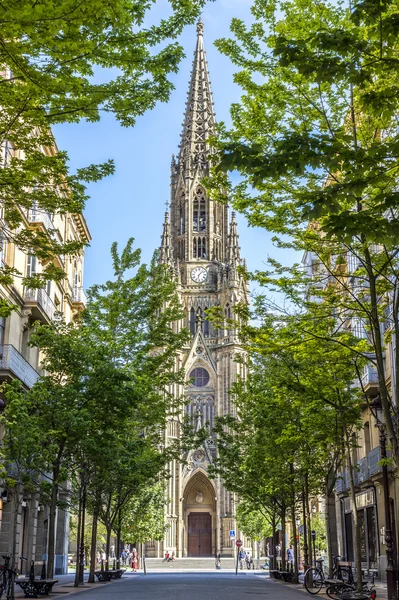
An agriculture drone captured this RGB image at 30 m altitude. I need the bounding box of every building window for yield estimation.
[203,307,210,338]
[26,252,37,278]
[193,188,206,232]
[190,308,196,335]
[190,367,210,387]
[0,317,6,345]
[364,422,371,455]
[193,238,197,258]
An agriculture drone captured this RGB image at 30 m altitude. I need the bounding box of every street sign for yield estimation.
[230,530,236,538]
[236,539,243,547]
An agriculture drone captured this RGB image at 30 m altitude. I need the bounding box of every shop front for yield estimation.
[342,488,379,572]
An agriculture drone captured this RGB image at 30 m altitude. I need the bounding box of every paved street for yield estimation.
[64,573,308,600]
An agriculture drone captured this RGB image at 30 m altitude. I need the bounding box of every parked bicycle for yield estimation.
[304,556,350,595]
[326,570,377,600]
[0,555,26,600]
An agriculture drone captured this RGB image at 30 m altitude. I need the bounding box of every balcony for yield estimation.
[72,286,87,308]
[0,344,39,388]
[24,288,57,323]
[335,447,390,493]
[28,208,54,234]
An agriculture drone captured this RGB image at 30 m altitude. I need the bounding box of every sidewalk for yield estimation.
[267,573,388,600]
[13,573,114,598]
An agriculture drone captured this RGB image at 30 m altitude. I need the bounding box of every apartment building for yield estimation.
[303,248,398,581]
[0,139,91,575]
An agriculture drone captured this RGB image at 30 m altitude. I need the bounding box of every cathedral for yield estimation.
[147,20,249,558]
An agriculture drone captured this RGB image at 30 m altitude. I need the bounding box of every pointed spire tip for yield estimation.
[197,18,204,37]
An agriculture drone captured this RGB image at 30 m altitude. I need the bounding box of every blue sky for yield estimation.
[53,0,296,293]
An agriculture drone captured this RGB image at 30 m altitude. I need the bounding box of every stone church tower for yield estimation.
[151,20,249,558]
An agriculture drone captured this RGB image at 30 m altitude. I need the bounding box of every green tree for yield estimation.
[0,0,205,302]
[210,0,399,474]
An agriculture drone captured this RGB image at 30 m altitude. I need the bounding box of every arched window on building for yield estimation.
[179,203,185,235]
[193,188,207,232]
[203,307,210,338]
[193,238,197,258]
[190,307,196,335]
[201,237,206,259]
[197,237,202,258]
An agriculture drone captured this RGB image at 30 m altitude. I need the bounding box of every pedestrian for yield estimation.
[171,551,175,562]
[286,545,294,571]
[121,550,127,566]
[215,550,221,570]
[239,549,245,570]
[132,547,139,572]
[245,551,251,570]
[163,551,170,563]
[275,544,281,570]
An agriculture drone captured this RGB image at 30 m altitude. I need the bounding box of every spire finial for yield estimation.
[197,18,204,37]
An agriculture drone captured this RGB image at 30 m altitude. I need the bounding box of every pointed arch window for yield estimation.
[197,237,202,259]
[179,203,185,235]
[193,237,197,258]
[203,307,210,338]
[190,307,196,335]
[193,188,206,232]
[202,237,206,259]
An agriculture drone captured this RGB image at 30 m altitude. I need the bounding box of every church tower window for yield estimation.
[193,188,206,232]
[193,238,197,258]
[190,307,196,335]
[203,307,210,337]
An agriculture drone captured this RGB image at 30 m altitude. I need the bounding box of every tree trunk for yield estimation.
[345,430,363,595]
[116,528,121,570]
[325,481,334,578]
[105,524,112,570]
[47,468,59,579]
[271,511,276,570]
[88,506,99,584]
[302,486,309,571]
[9,485,22,600]
[291,502,299,583]
[281,502,286,571]
[74,489,83,587]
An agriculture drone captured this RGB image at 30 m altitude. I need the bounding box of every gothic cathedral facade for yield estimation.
[150,21,249,558]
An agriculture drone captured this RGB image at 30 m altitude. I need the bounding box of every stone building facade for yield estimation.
[146,21,250,559]
[0,138,90,574]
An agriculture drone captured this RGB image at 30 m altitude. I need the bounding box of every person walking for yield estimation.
[239,549,245,570]
[121,550,127,566]
[286,545,294,571]
[132,548,139,572]
[215,550,221,570]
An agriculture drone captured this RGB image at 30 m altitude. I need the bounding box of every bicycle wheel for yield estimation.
[304,567,324,594]
[326,582,354,599]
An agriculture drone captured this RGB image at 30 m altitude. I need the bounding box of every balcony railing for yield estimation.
[0,344,39,388]
[24,288,57,321]
[361,364,379,387]
[335,447,387,493]
[28,209,54,233]
[72,287,87,305]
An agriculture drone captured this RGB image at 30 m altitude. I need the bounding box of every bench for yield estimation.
[337,561,354,584]
[94,568,126,582]
[16,578,58,598]
[269,570,281,579]
[280,571,295,582]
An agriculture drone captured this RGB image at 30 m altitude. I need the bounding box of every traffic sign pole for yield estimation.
[235,539,243,575]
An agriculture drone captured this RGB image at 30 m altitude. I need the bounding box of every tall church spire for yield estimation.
[159,211,173,264]
[178,19,216,173]
[226,211,241,266]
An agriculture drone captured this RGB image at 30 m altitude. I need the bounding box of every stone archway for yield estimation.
[182,471,216,557]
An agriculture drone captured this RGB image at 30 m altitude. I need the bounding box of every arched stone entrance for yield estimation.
[182,471,216,557]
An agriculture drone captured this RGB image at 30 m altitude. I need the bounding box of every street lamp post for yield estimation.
[375,421,397,600]
[311,530,316,567]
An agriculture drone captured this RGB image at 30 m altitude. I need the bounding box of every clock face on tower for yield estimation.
[191,266,208,283]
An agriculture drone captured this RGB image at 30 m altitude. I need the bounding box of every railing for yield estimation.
[336,447,385,493]
[0,344,39,388]
[72,287,87,305]
[361,364,379,387]
[28,208,54,233]
[24,287,57,321]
